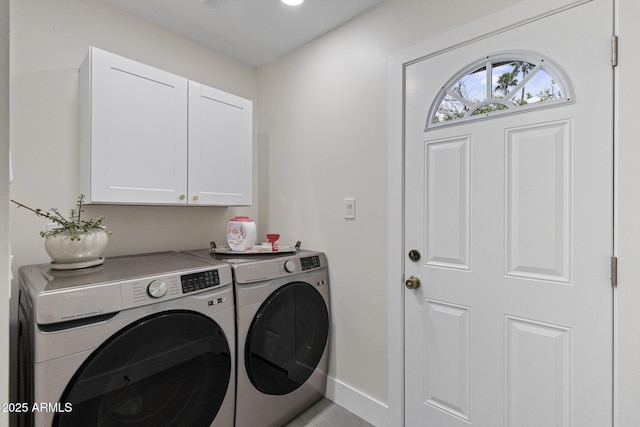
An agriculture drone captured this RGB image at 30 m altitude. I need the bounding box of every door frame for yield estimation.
[387,1,614,425]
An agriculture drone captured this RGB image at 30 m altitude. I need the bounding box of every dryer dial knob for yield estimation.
[148,279,168,298]
[284,260,296,273]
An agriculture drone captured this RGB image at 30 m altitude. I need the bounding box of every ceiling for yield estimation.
[100,0,385,68]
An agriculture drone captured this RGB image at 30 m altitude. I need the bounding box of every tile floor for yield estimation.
[283,398,373,427]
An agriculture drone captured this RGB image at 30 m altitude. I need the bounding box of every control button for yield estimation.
[284,260,296,273]
[147,279,168,298]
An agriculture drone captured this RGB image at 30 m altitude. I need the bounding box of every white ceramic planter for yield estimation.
[44,228,109,267]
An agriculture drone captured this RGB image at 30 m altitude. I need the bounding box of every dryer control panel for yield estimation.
[232,251,327,284]
[300,255,321,270]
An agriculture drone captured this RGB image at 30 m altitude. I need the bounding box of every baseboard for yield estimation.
[325,375,388,427]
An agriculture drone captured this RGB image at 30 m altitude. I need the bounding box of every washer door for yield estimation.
[54,310,231,427]
[245,281,329,395]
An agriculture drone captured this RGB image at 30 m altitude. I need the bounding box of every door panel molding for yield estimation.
[425,136,471,270]
[505,316,572,427]
[505,120,572,284]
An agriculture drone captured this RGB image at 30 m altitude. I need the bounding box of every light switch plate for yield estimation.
[344,198,356,219]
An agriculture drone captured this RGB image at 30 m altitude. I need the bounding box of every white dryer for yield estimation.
[18,251,236,427]
[185,249,330,427]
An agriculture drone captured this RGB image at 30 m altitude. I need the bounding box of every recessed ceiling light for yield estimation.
[281,0,304,5]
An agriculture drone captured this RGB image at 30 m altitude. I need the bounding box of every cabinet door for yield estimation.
[188,81,252,206]
[83,47,188,204]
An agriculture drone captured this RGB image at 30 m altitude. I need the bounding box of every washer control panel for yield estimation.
[120,266,231,311]
[180,270,220,294]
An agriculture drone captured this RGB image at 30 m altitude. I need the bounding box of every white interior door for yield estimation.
[404,1,613,426]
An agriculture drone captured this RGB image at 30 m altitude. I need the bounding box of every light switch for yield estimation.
[344,198,356,219]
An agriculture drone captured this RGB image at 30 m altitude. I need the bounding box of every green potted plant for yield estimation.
[11,194,110,269]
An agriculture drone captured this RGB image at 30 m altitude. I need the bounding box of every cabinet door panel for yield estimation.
[188,81,252,206]
[87,48,188,204]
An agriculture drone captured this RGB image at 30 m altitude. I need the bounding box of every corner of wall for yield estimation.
[1,0,11,424]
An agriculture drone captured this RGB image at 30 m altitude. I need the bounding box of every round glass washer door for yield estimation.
[54,310,231,427]
[245,281,329,395]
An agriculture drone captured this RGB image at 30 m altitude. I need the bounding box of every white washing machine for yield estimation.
[184,249,330,427]
[18,251,236,427]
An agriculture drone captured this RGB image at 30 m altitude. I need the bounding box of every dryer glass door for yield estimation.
[54,310,231,427]
[245,281,329,395]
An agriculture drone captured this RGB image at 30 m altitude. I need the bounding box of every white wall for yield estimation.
[9,2,259,272]
[1,0,10,425]
[257,0,522,423]
[9,0,258,273]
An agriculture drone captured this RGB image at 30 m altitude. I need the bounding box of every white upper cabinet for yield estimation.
[80,47,252,206]
[80,47,189,204]
[188,81,252,206]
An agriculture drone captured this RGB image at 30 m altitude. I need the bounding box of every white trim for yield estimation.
[612,25,619,427]
[387,49,405,427]
[325,375,389,427]
[387,0,594,425]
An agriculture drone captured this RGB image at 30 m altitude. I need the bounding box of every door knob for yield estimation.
[408,249,421,262]
[405,275,421,290]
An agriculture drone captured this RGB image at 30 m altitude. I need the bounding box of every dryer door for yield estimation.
[245,281,329,395]
[54,310,231,427]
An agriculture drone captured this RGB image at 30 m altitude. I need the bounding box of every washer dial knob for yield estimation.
[284,260,297,273]
[148,279,168,298]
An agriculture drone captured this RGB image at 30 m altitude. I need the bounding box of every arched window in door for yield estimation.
[427,51,574,128]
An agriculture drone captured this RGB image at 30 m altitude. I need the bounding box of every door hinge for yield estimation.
[612,35,619,67]
[611,256,618,287]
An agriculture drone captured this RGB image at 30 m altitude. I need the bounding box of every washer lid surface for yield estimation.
[19,251,234,325]
[21,251,229,292]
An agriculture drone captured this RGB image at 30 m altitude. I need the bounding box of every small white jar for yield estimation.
[227,216,257,252]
